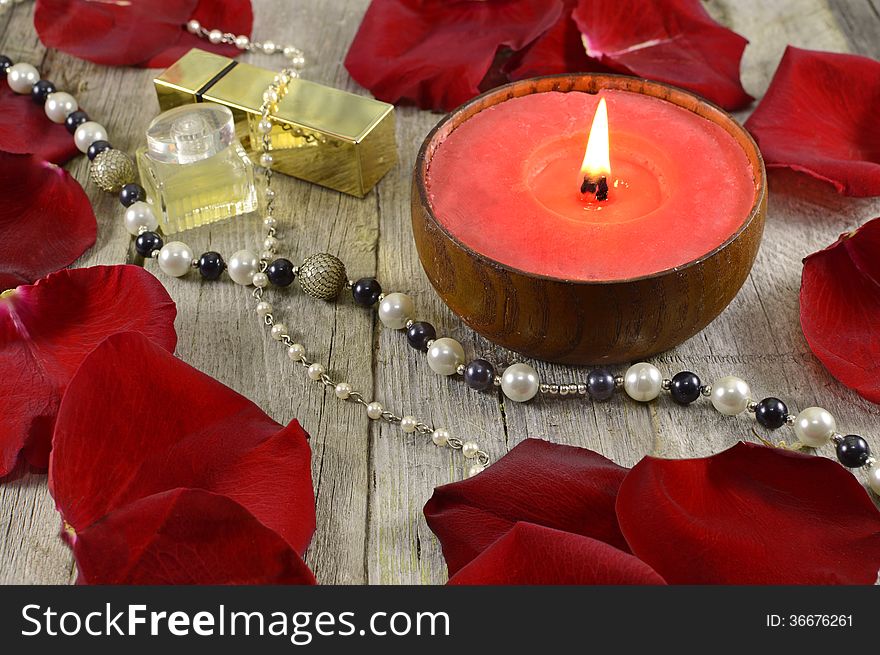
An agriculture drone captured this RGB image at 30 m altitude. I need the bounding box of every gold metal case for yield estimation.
[154,49,397,197]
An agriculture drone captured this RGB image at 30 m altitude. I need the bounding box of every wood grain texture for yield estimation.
[2,0,879,585]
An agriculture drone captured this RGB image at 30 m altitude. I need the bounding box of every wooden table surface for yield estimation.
[2,0,879,585]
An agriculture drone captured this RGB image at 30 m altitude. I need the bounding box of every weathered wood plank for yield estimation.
[2,0,879,586]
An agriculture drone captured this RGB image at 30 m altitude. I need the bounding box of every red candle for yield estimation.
[426,89,759,281]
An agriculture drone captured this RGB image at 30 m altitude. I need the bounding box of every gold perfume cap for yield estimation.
[153,49,397,198]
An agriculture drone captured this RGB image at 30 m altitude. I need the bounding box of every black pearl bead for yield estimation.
[0,56,12,74]
[754,397,788,430]
[31,80,56,104]
[134,231,163,258]
[352,277,382,307]
[836,435,870,469]
[119,183,146,207]
[587,369,616,401]
[87,140,112,161]
[266,258,296,287]
[64,109,90,134]
[670,371,702,405]
[464,359,495,391]
[406,321,436,352]
[197,252,226,281]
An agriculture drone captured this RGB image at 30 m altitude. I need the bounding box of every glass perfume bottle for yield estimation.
[136,103,258,234]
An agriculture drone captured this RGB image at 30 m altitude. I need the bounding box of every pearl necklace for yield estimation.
[4,36,879,494]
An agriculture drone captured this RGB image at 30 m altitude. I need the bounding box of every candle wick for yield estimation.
[580,175,609,201]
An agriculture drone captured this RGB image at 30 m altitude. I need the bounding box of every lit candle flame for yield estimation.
[579,97,611,200]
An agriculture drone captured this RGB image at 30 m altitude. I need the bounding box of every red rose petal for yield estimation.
[424,438,629,575]
[448,522,665,585]
[34,0,252,68]
[72,489,316,585]
[50,331,316,555]
[0,87,80,164]
[572,0,752,110]
[344,0,564,111]
[800,218,880,403]
[617,442,880,584]
[506,6,603,80]
[745,47,880,196]
[0,266,177,477]
[140,0,255,69]
[0,153,96,288]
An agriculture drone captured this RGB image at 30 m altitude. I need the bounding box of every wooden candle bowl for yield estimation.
[411,74,767,365]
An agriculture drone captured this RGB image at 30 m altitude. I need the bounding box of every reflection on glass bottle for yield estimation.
[137,103,257,234]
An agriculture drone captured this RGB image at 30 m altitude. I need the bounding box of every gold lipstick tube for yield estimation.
[153,48,397,198]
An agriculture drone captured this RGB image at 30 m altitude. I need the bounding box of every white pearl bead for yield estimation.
[228,249,259,286]
[186,19,201,33]
[262,41,276,54]
[462,442,479,459]
[710,376,752,416]
[378,293,414,329]
[255,301,273,317]
[467,464,485,478]
[427,337,465,376]
[366,401,383,420]
[252,272,268,288]
[260,153,274,167]
[432,428,449,447]
[7,63,38,94]
[623,363,663,402]
[73,121,107,153]
[263,235,278,251]
[44,91,78,123]
[400,416,418,433]
[258,119,273,134]
[270,323,287,340]
[157,241,193,277]
[867,465,880,495]
[235,35,250,50]
[500,363,540,402]
[335,382,352,399]
[208,29,223,44]
[123,201,158,235]
[288,343,305,360]
[794,407,837,447]
[291,55,306,70]
[307,363,325,381]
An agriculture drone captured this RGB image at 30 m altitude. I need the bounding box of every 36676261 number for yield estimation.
[766,614,853,627]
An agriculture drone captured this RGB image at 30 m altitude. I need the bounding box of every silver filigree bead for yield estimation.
[298,253,347,300]
[90,149,136,193]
